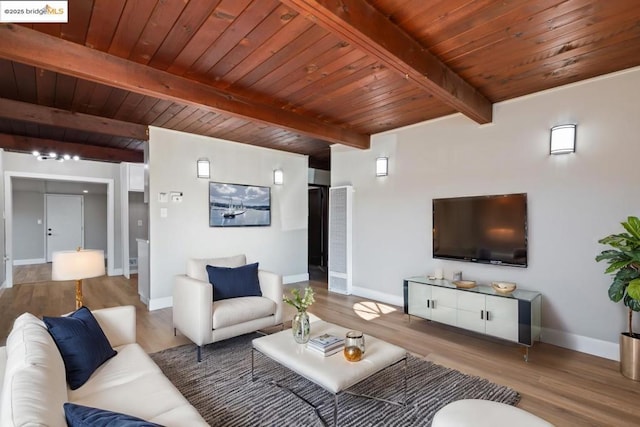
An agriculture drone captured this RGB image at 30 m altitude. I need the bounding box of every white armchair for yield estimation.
[173,254,283,361]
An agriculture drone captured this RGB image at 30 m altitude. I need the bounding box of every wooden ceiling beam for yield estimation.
[0,98,149,140]
[0,133,143,163]
[282,0,493,124]
[0,24,370,150]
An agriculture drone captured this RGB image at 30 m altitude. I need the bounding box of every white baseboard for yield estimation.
[541,327,619,361]
[350,286,404,307]
[13,258,46,266]
[129,269,138,275]
[284,273,310,284]
[148,296,173,311]
[110,268,123,276]
[139,294,149,306]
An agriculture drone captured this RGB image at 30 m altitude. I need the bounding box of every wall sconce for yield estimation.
[550,124,576,155]
[197,158,210,178]
[376,157,388,177]
[273,169,284,185]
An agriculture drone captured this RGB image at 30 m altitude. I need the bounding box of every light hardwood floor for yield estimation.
[0,274,638,426]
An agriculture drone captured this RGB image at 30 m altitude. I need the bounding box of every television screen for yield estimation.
[433,193,527,267]
[209,182,271,227]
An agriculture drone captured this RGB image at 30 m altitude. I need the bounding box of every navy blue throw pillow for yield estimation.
[206,262,262,301]
[44,306,117,390]
[64,402,164,427]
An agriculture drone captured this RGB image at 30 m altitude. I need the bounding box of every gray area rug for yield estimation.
[150,334,519,426]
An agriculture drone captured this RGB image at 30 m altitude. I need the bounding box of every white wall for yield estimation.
[332,66,640,361]
[128,191,147,259]
[147,127,309,310]
[12,191,44,261]
[0,152,5,287]
[84,193,108,253]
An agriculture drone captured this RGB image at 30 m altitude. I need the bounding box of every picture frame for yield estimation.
[209,181,271,227]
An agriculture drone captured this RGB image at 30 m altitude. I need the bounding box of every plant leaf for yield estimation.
[595,250,624,263]
[623,216,640,240]
[605,260,632,274]
[624,294,640,312]
[609,280,626,302]
[627,278,640,301]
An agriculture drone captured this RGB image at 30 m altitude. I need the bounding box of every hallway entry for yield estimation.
[308,186,328,283]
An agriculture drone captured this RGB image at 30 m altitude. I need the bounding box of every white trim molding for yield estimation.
[283,273,310,284]
[13,258,46,266]
[541,327,619,361]
[350,286,404,307]
[149,296,173,311]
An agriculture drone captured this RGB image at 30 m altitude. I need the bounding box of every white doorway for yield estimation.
[45,194,84,261]
[4,171,115,288]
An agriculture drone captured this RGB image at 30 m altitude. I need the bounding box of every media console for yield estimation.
[403,276,541,360]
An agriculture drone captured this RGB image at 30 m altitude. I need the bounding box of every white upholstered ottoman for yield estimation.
[432,399,554,427]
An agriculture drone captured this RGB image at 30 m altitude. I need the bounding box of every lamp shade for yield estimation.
[51,249,105,281]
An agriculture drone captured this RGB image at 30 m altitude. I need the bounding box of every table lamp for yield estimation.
[52,248,105,309]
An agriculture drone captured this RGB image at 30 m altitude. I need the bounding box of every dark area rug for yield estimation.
[150,334,519,426]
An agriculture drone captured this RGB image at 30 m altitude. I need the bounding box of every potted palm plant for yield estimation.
[596,216,640,381]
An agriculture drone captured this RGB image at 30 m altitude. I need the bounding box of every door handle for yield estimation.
[47,233,52,236]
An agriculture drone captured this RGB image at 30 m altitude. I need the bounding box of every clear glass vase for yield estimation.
[292,311,311,344]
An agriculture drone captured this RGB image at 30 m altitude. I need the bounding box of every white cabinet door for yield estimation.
[485,295,519,341]
[431,287,457,326]
[457,292,486,334]
[408,282,432,319]
[128,163,145,192]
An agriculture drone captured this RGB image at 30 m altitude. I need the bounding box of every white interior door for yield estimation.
[46,194,84,262]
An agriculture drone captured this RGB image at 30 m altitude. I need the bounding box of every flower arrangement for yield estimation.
[283,287,315,312]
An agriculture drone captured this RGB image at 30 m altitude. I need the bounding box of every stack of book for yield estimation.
[307,333,344,356]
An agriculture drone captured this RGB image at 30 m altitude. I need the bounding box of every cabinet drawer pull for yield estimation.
[431,300,436,309]
[487,311,490,321]
[481,310,484,320]
[427,299,430,308]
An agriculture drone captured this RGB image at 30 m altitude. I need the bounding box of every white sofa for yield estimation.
[0,305,207,426]
[173,254,283,361]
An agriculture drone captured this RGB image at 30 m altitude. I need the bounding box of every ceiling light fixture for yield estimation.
[32,151,81,162]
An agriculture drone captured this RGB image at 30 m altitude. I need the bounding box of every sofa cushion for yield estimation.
[68,344,161,401]
[0,313,67,427]
[44,306,117,390]
[207,262,262,301]
[70,345,203,426]
[186,254,246,282]
[64,402,164,427]
[212,296,276,329]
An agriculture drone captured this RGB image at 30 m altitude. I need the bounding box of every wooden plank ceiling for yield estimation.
[0,0,638,169]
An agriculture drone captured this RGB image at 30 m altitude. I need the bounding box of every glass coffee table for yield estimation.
[251,320,407,426]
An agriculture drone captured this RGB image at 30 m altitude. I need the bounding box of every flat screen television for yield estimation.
[433,193,528,267]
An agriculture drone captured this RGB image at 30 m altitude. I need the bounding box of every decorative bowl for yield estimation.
[491,281,517,293]
[452,280,476,289]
